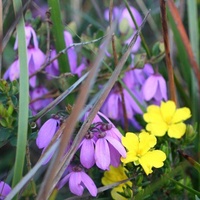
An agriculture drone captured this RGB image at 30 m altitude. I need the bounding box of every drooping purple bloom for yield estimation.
[3,25,45,87]
[79,132,96,169]
[28,45,46,87]
[36,118,60,149]
[101,85,144,122]
[94,130,126,170]
[0,181,11,200]
[57,165,97,197]
[29,86,53,113]
[132,63,154,87]
[14,24,38,49]
[142,73,167,102]
[79,112,126,170]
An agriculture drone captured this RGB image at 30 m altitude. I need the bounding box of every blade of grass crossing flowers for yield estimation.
[36,24,116,200]
[187,0,199,65]
[12,0,29,190]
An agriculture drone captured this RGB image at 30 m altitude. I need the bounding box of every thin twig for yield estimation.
[160,0,177,103]
[29,36,106,78]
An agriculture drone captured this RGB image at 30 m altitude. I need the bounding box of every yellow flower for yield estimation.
[143,101,191,139]
[102,165,132,200]
[121,131,166,175]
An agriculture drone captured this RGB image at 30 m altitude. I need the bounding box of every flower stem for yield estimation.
[159,0,177,104]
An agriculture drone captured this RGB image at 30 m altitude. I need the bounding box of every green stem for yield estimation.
[48,0,70,73]
[12,0,29,190]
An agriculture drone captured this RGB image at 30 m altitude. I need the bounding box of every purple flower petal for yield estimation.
[158,75,167,101]
[57,173,71,190]
[0,181,11,199]
[142,75,158,101]
[108,143,121,167]
[81,172,97,197]
[119,6,142,29]
[80,139,95,169]
[36,119,59,149]
[95,138,110,170]
[106,136,126,158]
[8,60,20,81]
[69,172,84,196]
[106,92,120,120]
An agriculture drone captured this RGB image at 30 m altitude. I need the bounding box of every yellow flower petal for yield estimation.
[102,165,133,200]
[171,107,191,123]
[102,165,128,185]
[168,123,186,138]
[146,122,168,137]
[122,132,138,152]
[138,132,157,155]
[121,151,138,164]
[160,101,176,124]
[143,111,163,122]
[139,150,166,175]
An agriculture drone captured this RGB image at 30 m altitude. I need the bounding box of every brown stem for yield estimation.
[160,0,177,104]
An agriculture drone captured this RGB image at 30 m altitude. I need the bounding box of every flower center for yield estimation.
[98,132,106,138]
[72,165,82,172]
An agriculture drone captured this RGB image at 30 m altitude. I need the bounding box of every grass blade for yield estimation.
[12,0,29,189]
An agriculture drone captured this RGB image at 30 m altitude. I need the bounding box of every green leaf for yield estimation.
[12,0,29,190]
[48,0,70,73]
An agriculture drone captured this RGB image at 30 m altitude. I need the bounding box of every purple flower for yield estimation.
[132,63,154,86]
[29,86,53,112]
[3,25,45,87]
[3,59,19,81]
[36,118,60,149]
[28,45,45,87]
[0,181,11,200]
[101,85,144,121]
[14,24,38,49]
[57,165,97,197]
[64,31,77,74]
[142,73,167,102]
[79,112,126,170]
[45,49,59,77]
[94,130,126,170]
[119,6,142,29]
[79,132,96,169]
